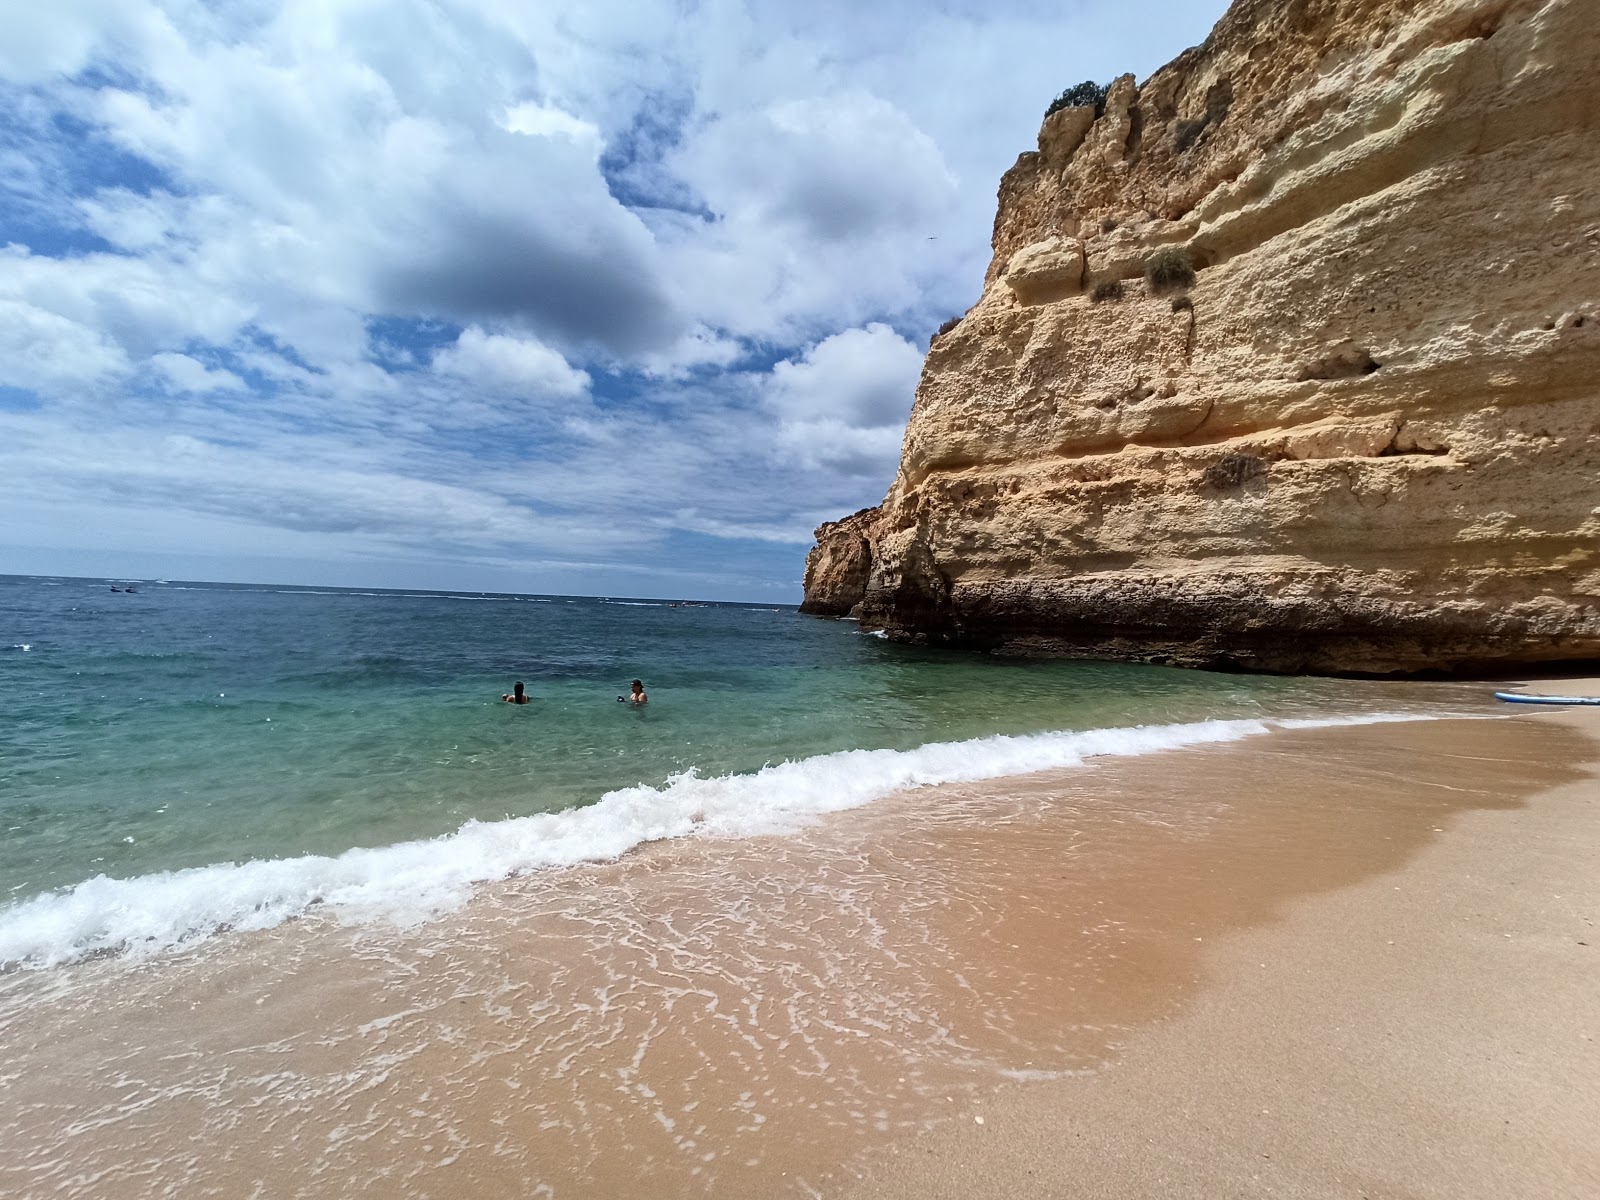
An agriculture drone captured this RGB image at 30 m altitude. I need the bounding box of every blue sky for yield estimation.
[1,0,1225,600]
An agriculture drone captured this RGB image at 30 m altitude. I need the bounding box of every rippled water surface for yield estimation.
[0,573,1518,1198]
[0,573,1480,965]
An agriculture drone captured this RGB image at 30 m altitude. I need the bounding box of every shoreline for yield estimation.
[0,700,1468,972]
[836,683,1600,1199]
[1,687,1594,1197]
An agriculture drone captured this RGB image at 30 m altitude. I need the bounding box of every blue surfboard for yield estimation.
[1494,691,1600,706]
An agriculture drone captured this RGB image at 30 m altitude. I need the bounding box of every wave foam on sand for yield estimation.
[0,713,1434,970]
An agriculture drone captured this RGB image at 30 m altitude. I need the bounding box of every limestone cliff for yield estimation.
[806,0,1600,675]
[799,507,881,616]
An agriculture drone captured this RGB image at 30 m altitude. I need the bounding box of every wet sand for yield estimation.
[1,693,1596,1197]
[840,684,1600,1200]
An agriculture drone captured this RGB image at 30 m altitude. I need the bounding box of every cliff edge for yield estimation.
[804,0,1600,675]
[799,506,881,616]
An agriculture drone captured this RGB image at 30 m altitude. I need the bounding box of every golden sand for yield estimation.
[2,693,1595,1198]
[840,688,1600,1199]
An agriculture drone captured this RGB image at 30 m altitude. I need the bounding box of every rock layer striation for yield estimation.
[805,0,1600,675]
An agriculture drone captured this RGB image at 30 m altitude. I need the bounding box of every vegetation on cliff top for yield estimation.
[1045,80,1109,119]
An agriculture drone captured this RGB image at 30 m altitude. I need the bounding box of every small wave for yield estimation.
[603,601,665,607]
[0,712,1438,971]
[261,589,506,602]
[9,644,29,652]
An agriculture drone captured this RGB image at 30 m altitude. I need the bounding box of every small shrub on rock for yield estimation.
[1202,454,1266,491]
[1174,118,1208,153]
[1046,81,1109,119]
[1173,80,1233,155]
[1090,279,1125,304]
[1145,247,1196,295]
[932,316,962,343]
[1171,294,1194,313]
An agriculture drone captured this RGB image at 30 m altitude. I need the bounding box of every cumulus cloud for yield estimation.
[769,323,923,425]
[0,298,129,391]
[0,0,1228,596]
[678,92,956,243]
[765,323,921,475]
[378,200,684,355]
[431,327,591,399]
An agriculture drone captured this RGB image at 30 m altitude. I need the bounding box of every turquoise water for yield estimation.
[0,574,1461,964]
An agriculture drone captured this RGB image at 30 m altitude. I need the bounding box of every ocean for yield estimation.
[0,573,1471,970]
[0,573,1508,1196]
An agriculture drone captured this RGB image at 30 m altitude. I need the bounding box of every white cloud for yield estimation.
[431,327,591,399]
[149,352,245,393]
[0,244,252,363]
[504,102,601,144]
[76,188,185,252]
[0,0,135,85]
[0,0,1230,596]
[763,323,921,477]
[680,92,956,242]
[665,510,819,545]
[768,322,923,426]
[775,418,908,478]
[0,299,129,391]
[0,415,648,558]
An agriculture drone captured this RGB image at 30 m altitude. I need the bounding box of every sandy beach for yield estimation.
[840,684,1600,1200]
[2,685,1596,1198]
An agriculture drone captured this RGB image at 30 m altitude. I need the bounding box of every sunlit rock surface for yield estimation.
[799,507,882,617]
[806,0,1600,675]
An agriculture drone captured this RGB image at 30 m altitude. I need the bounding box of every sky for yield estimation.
[1,0,1226,600]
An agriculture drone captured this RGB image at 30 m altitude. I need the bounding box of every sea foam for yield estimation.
[0,712,1428,970]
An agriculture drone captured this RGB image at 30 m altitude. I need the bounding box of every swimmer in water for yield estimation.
[620,679,648,705]
[502,681,530,704]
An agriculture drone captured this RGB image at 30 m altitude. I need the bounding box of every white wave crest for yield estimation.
[0,713,1432,970]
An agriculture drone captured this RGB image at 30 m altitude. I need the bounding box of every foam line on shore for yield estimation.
[0,712,1437,970]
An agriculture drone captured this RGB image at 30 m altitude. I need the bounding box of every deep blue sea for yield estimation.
[0,574,1474,968]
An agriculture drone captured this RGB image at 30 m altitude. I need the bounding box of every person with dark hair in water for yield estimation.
[502,681,530,704]
[620,679,648,705]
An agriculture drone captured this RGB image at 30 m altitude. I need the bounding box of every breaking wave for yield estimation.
[0,713,1433,970]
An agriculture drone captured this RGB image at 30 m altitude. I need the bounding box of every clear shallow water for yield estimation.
[0,574,1474,966]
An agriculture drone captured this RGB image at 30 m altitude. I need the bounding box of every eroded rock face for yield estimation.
[1004,237,1086,305]
[799,507,882,617]
[808,0,1600,675]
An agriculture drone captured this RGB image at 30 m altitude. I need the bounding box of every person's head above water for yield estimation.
[621,679,648,704]
[503,681,528,703]
[630,680,643,692]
